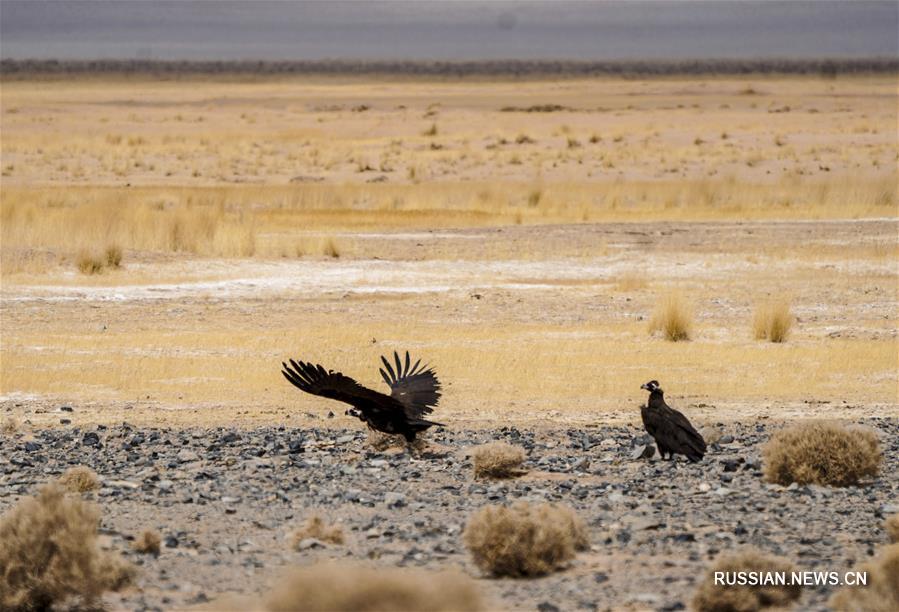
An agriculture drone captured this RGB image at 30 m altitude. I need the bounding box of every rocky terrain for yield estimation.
[1,417,896,611]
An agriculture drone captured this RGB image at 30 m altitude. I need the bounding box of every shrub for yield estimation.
[829,543,899,611]
[133,530,161,555]
[366,430,427,452]
[471,442,527,479]
[57,466,100,493]
[1,416,19,434]
[265,563,483,612]
[463,502,587,577]
[753,300,793,342]
[290,515,344,547]
[422,123,438,137]
[76,249,105,275]
[0,483,134,610]
[322,237,340,259]
[649,292,694,341]
[886,515,899,544]
[763,421,881,486]
[693,549,801,612]
[104,244,123,268]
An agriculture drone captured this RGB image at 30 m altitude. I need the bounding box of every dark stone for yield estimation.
[82,432,101,447]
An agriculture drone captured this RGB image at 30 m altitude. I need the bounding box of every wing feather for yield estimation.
[380,355,396,383]
[380,351,442,419]
[281,359,399,411]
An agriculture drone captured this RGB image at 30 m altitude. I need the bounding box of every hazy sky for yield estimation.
[1,1,896,61]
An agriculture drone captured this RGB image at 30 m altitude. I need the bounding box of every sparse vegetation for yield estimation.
[290,515,345,547]
[265,563,484,612]
[76,249,106,275]
[885,515,899,544]
[829,543,899,612]
[1,416,19,434]
[763,421,881,486]
[613,273,648,292]
[753,299,793,342]
[57,466,100,493]
[422,123,438,137]
[0,483,134,610]
[133,530,162,555]
[105,244,123,268]
[692,549,801,612]
[649,292,694,341]
[471,441,527,479]
[463,502,588,577]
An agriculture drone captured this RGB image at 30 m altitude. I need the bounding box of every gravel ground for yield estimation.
[1,418,897,611]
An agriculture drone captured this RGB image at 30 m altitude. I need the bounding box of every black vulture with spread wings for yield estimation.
[281,351,442,442]
[639,380,706,462]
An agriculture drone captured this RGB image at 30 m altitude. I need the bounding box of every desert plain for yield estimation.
[0,73,897,610]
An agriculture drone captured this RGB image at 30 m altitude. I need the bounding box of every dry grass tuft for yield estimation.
[471,442,527,479]
[1,416,20,435]
[365,430,428,452]
[104,244,123,268]
[0,483,135,610]
[886,515,899,544]
[463,502,588,577]
[265,563,484,612]
[753,299,793,342]
[763,421,881,486]
[57,465,100,493]
[649,292,694,341]
[76,249,106,275]
[290,515,345,547]
[613,273,648,292]
[133,530,162,555]
[829,543,899,612]
[693,548,801,612]
[76,243,123,274]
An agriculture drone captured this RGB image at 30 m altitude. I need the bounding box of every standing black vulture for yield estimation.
[639,380,706,462]
[281,351,442,442]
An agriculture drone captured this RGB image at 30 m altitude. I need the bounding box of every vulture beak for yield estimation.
[640,383,649,391]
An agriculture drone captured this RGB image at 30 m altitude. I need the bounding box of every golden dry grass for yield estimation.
[57,465,100,493]
[290,516,345,547]
[132,530,162,555]
[829,543,899,612]
[613,272,648,292]
[463,502,588,577]
[471,441,527,479]
[753,299,793,342]
[886,515,899,544]
[1,416,19,435]
[763,421,881,486]
[265,563,484,612]
[0,76,896,426]
[1,76,896,275]
[692,548,801,612]
[0,483,134,610]
[2,176,895,273]
[649,292,694,342]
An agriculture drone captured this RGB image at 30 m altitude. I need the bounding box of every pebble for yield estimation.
[0,419,894,612]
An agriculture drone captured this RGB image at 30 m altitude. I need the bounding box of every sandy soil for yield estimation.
[2,219,896,431]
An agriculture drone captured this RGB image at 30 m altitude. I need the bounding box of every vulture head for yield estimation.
[640,380,661,393]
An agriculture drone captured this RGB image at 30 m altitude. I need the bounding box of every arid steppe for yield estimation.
[1,74,897,610]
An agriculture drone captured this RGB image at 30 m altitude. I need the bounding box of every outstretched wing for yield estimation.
[378,350,441,419]
[282,359,398,411]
